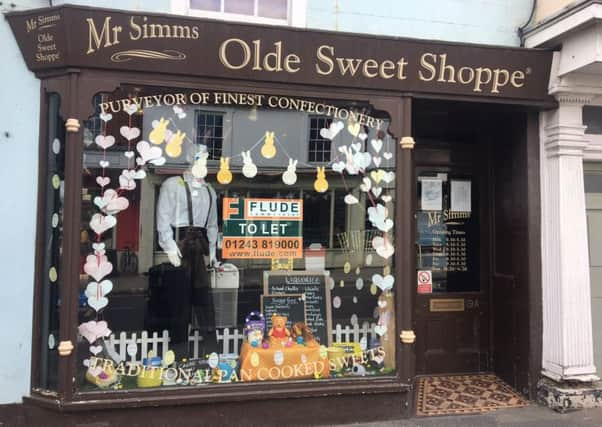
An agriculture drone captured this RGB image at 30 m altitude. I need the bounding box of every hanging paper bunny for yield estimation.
[241,150,257,178]
[217,157,233,184]
[282,159,298,185]
[314,166,328,193]
[165,130,186,158]
[261,131,277,159]
[149,118,170,145]
[192,151,209,179]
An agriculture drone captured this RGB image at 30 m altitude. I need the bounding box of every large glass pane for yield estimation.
[258,0,288,19]
[77,89,397,391]
[38,93,65,390]
[190,0,220,11]
[224,0,254,15]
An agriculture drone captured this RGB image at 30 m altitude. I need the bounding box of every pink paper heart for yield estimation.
[89,213,116,236]
[119,170,136,191]
[84,254,113,281]
[89,345,103,355]
[120,126,141,141]
[98,189,129,214]
[96,176,110,187]
[95,135,115,150]
[78,320,111,343]
[372,235,394,259]
[136,140,163,165]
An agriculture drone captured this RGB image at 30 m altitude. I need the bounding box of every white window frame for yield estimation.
[171,0,306,27]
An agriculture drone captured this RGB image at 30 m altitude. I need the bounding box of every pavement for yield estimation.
[340,404,602,427]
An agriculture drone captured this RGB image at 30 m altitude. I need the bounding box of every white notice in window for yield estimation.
[421,179,442,211]
[451,180,471,212]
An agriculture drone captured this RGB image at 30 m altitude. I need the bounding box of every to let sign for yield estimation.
[222,198,303,259]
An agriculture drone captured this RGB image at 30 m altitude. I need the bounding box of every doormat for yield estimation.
[415,374,528,417]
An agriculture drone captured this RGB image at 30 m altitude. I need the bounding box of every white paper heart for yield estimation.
[344,194,359,205]
[383,152,393,160]
[149,156,166,166]
[360,177,371,192]
[78,320,111,343]
[372,273,394,291]
[382,195,392,203]
[371,139,383,153]
[332,161,345,173]
[124,151,135,158]
[374,325,388,336]
[319,121,344,140]
[372,235,394,259]
[95,135,115,150]
[371,187,382,198]
[92,242,106,255]
[382,171,395,184]
[83,358,91,367]
[119,170,137,191]
[99,112,112,122]
[85,280,113,301]
[373,156,382,167]
[96,176,110,187]
[358,132,367,141]
[89,213,117,236]
[87,296,109,312]
[120,126,141,141]
[89,345,103,355]
[354,151,371,170]
[133,170,147,179]
[99,160,109,168]
[84,254,113,281]
[136,140,163,165]
[351,143,361,152]
[124,104,138,115]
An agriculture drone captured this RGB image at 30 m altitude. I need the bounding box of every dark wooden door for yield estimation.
[414,143,490,374]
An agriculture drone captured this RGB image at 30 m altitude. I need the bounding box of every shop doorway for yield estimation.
[412,101,539,396]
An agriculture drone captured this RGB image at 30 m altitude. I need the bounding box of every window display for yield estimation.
[77,89,397,390]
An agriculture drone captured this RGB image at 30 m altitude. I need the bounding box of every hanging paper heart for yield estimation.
[372,235,394,259]
[370,169,385,183]
[119,169,136,191]
[319,121,344,140]
[371,187,383,198]
[120,126,141,141]
[124,103,138,115]
[358,132,368,141]
[372,274,394,292]
[133,170,146,180]
[92,242,105,254]
[382,195,392,203]
[93,195,108,209]
[99,112,112,122]
[89,213,117,236]
[383,152,393,160]
[136,140,163,165]
[382,171,395,184]
[96,189,130,215]
[78,320,111,343]
[124,151,135,159]
[84,254,113,281]
[95,135,115,150]
[173,105,186,119]
[344,194,359,205]
[360,177,371,192]
[374,325,388,336]
[87,295,108,312]
[373,157,382,167]
[83,358,91,367]
[371,139,383,153]
[353,151,372,170]
[332,161,345,173]
[96,176,110,187]
[350,143,361,153]
[347,121,361,137]
[99,160,110,168]
[89,345,103,355]
[85,280,113,312]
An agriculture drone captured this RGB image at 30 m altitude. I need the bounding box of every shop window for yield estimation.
[76,89,396,392]
[308,116,332,162]
[83,94,109,148]
[196,110,224,160]
[584,106,602,135]
[184,0,290,24]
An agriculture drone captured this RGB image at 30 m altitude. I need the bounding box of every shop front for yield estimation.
[6,5,554,423]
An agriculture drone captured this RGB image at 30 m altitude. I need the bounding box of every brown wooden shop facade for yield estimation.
[6,5,553,424]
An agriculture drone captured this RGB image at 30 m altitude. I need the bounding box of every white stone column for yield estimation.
[541,94,599,382]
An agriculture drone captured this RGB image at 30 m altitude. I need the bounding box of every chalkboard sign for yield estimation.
[264,271,332,346]
[261,294,306,334]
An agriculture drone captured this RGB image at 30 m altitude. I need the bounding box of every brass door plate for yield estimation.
[429,298,465,312]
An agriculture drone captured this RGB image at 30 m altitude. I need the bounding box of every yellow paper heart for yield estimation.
[347,122,360,137]
[370,169,385,184]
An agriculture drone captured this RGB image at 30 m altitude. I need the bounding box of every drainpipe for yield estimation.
[518,0,537,47]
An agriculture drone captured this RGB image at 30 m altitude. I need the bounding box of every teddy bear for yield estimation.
[291,322,317,347]
[268,314,290,343]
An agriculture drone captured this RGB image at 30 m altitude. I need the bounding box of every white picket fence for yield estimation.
[106,330,170,362]
[108,322,378,361]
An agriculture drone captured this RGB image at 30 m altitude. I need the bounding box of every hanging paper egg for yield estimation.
[217,157,233,184]
[344,261,351,274]
[370,284,378,295]
[274,350,284,366]
[314,166,328,193]
[350,314,358,325]
[208,352,219,369]
[355,278,364,290]
[250,352,260,367]
[261,131,277,159]
[333,296,341,308]
[365,254,373,265]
